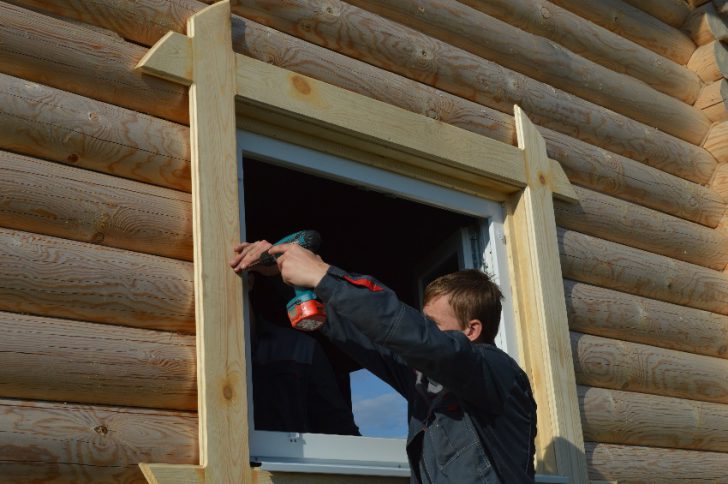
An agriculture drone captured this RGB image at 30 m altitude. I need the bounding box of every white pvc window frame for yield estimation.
[236,129,517,476]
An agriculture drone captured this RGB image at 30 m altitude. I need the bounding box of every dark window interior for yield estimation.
[243,157,476,307]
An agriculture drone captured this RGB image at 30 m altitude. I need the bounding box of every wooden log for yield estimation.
[685,3,728,45]
[558,228,728,315]
[549,0,696,65]
[455,0,701,104]
[688,41,728,83]
[0,151,193,261]
[0,311,196,410]
[232,1,715,168]
[0,2,188,124]
[620,0,692,27]
[0,398,196,482]
[703,120,728,161]
[579,386,728,453]
[710,161,728,201]
[344,0,709,141]
[555,186,728,269]
[0,228,194,332]
[586,442,728,482]
[565,280,728,359]
[695,78,728,121]
[572,332,728,404]
[0,73,191,192]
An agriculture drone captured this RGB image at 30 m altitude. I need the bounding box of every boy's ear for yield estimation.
[464,319,482,342]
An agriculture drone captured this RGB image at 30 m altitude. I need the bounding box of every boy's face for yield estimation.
[423,295,482,342]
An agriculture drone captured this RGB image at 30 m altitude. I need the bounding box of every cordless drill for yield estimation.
[256,230,327,332]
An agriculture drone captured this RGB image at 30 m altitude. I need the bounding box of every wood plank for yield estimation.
[0,72,190,192]
[620,0,692,27]
[0,227,194,332]
[586,442,728,482]
[252,471,407,483]
[455,0,701,103]
[346,0,708,137]
[0,311,196,410]
[0,151,193,261]
[703,120,728,161]
[504,107,587,480]
[572,332,728,405]
[695,78,728,121]
[554,186,728,269]
[558,228,728,315]
[0,2,188,123]
[687,40,728,83]
[549,0,696,65]
[0,398,196,482]
[565,280,728,359]
[579,386,728,452]
[685,2,728,45]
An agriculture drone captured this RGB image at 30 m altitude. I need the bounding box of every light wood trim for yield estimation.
[505,106,587,480]
[137,1,249,482]
[579,385,728,453]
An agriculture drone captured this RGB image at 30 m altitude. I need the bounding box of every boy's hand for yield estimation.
[268,243,329,288]
[229,240,278,276]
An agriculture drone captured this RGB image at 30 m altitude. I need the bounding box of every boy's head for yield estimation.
[423,269,503,344]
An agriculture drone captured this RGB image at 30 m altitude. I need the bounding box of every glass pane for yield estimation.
[350,369,408,438]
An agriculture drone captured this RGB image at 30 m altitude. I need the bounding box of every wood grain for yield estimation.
[456,0,701,103]
[0,2,188,123]
[346,0,708,138]
[0,398,196,482]
[558,228,728,315]
[0,151,192,261]
[572,332,728,405]
[565,280,728,359]
[687,40,728,83]
[554,186,728,269]
[695,78,728,121]
[620,0,692,27]
[710,161,728,201]
[685,3,728,45]
[0,311,196,410]
[0,72,191,192]
[703,120,728,161]
[0,228,194,332]
[549,0,696,64]
[586,442,728,482]
[252,471,407,484]
[579,385,728,452]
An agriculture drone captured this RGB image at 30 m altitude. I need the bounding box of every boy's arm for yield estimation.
[316,266,516,413]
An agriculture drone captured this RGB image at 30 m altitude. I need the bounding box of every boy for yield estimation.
[232,241,537,483]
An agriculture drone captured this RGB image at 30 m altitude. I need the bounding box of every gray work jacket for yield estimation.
[316,266,537,483]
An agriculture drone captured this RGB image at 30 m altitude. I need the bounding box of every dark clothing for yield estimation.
[252,322,361,435]
[316,266,537,483]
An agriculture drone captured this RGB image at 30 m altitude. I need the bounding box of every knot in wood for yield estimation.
[94,425,108,436]
[223,384,234,400]
[540,6,551,19]
[292,75,312,95]
[67,153,79,163]
[538,173,547,185]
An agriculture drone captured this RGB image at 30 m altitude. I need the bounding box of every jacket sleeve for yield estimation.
[315,266,518,413]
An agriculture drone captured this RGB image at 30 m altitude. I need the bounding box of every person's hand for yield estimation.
[268,243,330,288]
[229,240,278,276]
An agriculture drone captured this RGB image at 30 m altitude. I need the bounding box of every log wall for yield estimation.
[0,0,726,481]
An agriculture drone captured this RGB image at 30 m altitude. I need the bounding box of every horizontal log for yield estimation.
[555,186,728,269]
[620,0,692,27]
[565,280,728,359]
[572,332,728,404]
[559,228,728,315]
[685,2,728,45]
[456,0,701,104]
[579,386,728,453]
[16,0,722,215]
[696,78,728,121]
[549,0,696,65]
[0,398,196,481]
[687,40,728,83]
[0,228,194,332]
[0,311,196,410]
[703,120,728,161]
[586,442,728,482]
[0,151,192,260]
[345,0,709,140]
[0,2,188,124]
[0,73,191,191]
